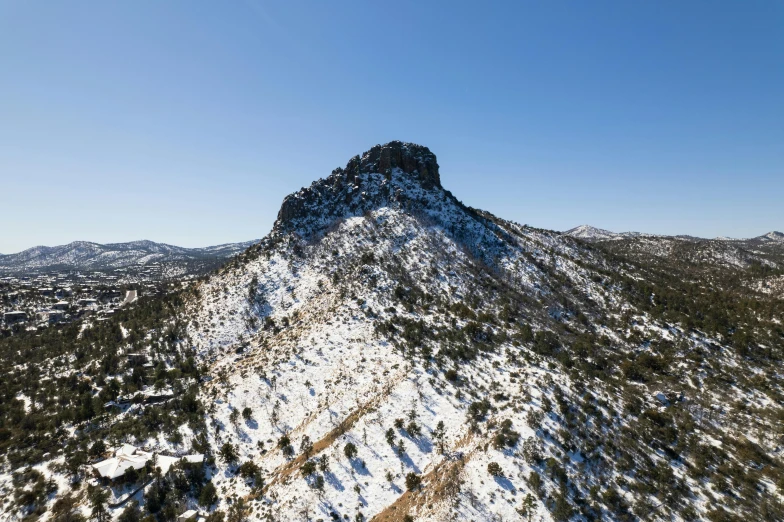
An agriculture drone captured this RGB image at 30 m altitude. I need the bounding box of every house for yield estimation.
[92,444,152,480]
[52,301,70,311]
[3,311,27,324]
[77,298,98,308]
[39,288,54,296]
[91,444,203,480]
[37,310,65,324]
[156,454,204,474]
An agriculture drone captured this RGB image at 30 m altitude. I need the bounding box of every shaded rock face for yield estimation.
[275,141,444,236]
[351,141,440,189]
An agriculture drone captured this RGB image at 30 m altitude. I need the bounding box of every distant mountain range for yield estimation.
[564,224,784,244]
[0,239,259,274]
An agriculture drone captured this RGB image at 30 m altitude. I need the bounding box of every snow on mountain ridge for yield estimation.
[1,142,781,522]
[181,143,652,521]
[760,230,784,242]
[563,225,624,240]
[0,239,258,273]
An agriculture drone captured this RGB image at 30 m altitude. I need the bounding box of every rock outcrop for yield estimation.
[275,141,442,236]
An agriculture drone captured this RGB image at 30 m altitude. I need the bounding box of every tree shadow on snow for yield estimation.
[349,458,372,477]
[493,475,515,492]
[324,471,345,492]
[236,427,253,444]
[245,418,258,430]
[398,452,420,473]
[405,433,433,454]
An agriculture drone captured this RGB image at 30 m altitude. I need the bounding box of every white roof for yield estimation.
[157,454,204,475]
[92,447,151,479]
[118,444,137,456]
[91,445,203,479]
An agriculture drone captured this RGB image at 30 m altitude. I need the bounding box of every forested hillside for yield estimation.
[1,142,782,522]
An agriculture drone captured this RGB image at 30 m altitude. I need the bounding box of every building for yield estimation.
[92,444,204,481]
[47,310,65,323]
[92,444,152,480]
[177,510,198,522]
[37,310,65,324]
[52,301,70,311]
[3,311,27,324]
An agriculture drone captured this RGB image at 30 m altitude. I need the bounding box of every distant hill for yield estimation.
[0,239,258,274]
[564,224,784,246]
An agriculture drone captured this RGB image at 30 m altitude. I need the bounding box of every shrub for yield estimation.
[198,481,218,507]
[487,462,503,476]
[405,472,422,491]
[219,442,238,465]
[528,471,542,495]
[492,419,520,449]
[301,460,316,477]
[89,440,107,456]
[278,434,294,457]
[318,455,329,472]
[344,442,358,459]
[468,399,492,422]
[521,437,543,465]
[238,461,260,480]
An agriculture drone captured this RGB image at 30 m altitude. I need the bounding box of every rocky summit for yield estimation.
[1,143,783,522]
[275,141,443,236]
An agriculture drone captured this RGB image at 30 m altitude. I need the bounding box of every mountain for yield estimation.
[1,142,783,522]
[566,226,784,244]
[563,225,627,241]
[760,231,784,242]
[565,225,784,272]
[0,239,259,274]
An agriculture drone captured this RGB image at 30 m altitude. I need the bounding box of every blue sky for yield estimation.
[1,1,782,253]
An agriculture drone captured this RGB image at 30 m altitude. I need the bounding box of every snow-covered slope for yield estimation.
[177,142,783,521]
[185,143,611,521]
[2,142,782,522]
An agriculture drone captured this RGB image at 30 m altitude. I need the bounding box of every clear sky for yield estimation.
[1,1,782,253]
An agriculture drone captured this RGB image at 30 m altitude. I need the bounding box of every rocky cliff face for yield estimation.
[275,141,443,237]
